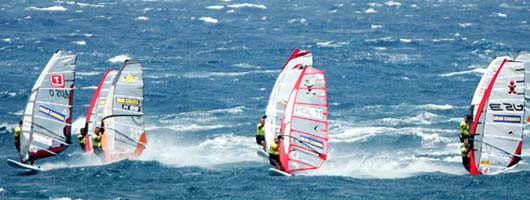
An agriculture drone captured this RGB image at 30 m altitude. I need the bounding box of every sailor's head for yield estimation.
[19,120,23,125]
[80,127,86,135]
[95,127,100,135]
[274,135,283,143]
[464,115,470,121]
[260,115,266,123]
[463,138,469,146]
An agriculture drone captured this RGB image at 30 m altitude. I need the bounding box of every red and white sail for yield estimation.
[19,51,77,163]
[278,66,328,173]
[471,57,509,116]
[84,69,118,152]
[264,49,312,153]
[469,55,527,174]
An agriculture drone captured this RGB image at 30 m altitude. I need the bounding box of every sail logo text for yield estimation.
[50,73,65,88]
[492,115,521,123]
[121,74,139,83]
[489,103,523,112]
[300,135,324,150]
[116,97,140,105]
[294,105,325,120]
[38,105,66,122]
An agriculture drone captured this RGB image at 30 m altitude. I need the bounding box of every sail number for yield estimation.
[122,104,141,112]
[48,89,70,98]
[489,103,523,111]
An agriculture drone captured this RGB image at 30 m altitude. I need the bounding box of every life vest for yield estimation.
[78,134,85,144]
[460,145,468,157]
[256,123,265,136]
[269,142,279,155]
[91,134,102,148]
[14,126,21,137]
[460,121,469,136]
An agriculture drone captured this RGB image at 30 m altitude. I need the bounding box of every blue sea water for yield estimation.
[1,0,530,199]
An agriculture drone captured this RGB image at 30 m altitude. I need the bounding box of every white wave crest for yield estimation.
[136,16,150,21]
[317,41,349,48]
[206,5,224,10]
[331,126,453,144]
[232,63,261,69]
[364,8,377,13]
[439,67,486,77]
[108,54,131,64]
[141,134,260,168]
[384,1,401,7]
[198,17,219,24]
[417,104,455,110]
[496,13,507,18]
[76,2,105,8]
[27,6,67,11]
[71,40,86,45]
[371,24,383,29]
[314,153,463,178]
[227,3,267,9]
[378,112,439,125]
[183,69,277,78]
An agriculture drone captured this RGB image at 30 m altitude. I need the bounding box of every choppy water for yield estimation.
[1,0,530,199]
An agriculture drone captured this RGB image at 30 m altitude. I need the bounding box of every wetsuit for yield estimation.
[461,145,470,172]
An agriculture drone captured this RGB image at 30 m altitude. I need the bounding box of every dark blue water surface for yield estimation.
[1,0,530,199]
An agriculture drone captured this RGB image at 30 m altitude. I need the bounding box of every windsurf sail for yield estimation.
[470,57,509,116]
[264,49,312,153]
[84,69,118,152]
[469,57,525,174]
[100,60,146,161]
[19,50,77,163]
[515,51,530,62]
[278,66,328,173]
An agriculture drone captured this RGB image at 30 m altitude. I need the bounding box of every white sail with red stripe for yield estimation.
[264,49,312,153]
[279,66,328,173]
[19,50,77,163]
[84,69,118,152]
[468,55,527,175]
[471,57,509,116]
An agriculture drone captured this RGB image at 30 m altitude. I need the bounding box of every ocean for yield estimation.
[1,0,530,199]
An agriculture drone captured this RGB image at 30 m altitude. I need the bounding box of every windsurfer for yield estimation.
[269,135,283,171]
[459,115,470,142]
[92,126,104,159]
[461,138,471,171]
[256,115,266,151]
[14,120,22,152]
[78,127,87,151]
